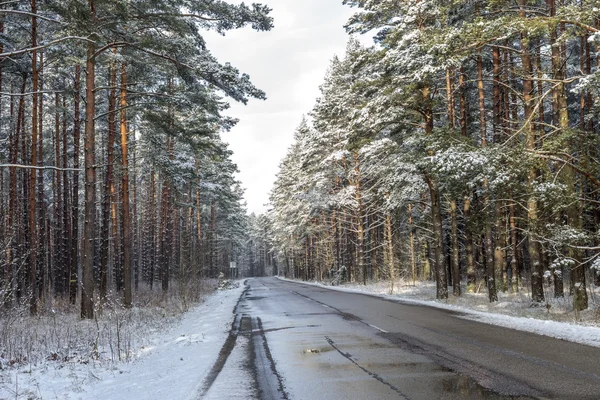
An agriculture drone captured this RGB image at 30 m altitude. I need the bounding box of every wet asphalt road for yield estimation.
[200,277,600,400]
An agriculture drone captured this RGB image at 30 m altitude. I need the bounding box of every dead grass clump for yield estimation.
[0,280,217,370]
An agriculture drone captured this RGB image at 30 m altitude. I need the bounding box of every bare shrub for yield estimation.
[0,280,216,370]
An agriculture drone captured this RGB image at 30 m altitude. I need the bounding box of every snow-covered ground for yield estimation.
[0,284,244,400]
[278,277,600,348]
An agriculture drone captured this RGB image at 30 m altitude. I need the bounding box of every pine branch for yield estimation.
[0,36,94,58]
[0,9,65,24]
[0,164,82,172]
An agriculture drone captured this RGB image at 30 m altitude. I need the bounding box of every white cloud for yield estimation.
[204,1,359,214]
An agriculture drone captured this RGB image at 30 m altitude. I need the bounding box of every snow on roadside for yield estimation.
[276,277,600,349]
[0,283,245,400]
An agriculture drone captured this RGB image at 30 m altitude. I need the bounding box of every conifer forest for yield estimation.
[3,1,600,398]
[1,0,600,324]
[0,0,273,318]
[269,0,600,312]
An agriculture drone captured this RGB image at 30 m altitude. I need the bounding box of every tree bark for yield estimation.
[426,175,447,299]
[353,153,366,285]
[478,52,497,302]
[408,203,416,286]
[385,200,395,292]
[81,0,97,319]
[450,199,460,296]
[509,198,519,292]
[464,196,476,293]
[120,63,132,308]
[28,0,39,314]
[521,1,544,303]
[100,58,117,301]
[70,65,81,305]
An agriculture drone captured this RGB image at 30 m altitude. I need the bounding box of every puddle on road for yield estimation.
[297,334,540,400]
[439,374,536,399]
[303,347,333,355]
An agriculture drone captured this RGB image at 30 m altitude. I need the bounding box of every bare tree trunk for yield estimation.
[427,175,447,299]
[495,201,507,292]
[195,158,202,278]
[408,204,416,286]
[385,200,395,292]
[353,153,366,285]
[446,67,461,296]
[29,0,39,314]
[492,46,502,142]
[160,170,170,291]
[521,1,544,304]
[446,67,455,128]
[149,170,156,288]
[100,58,117,301]
[478,53,497,302]
[54,93,64,294]
[62,95,72,301]
[450,199,460,296]
[132,136,139,291]
[7,78,25,306]
[464,196,476,293]
[120,64,132,308]
[458,68,467,137]
[509,198,519,292]
[81,0,97,318]
[423,93,447,299]
[209,201,217,278]
[37,51,48,304]
[70,65,81,305]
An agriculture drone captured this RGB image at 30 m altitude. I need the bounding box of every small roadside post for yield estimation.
[230,261,237,278]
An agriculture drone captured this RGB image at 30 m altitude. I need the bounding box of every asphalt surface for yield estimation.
[200,277,600,400]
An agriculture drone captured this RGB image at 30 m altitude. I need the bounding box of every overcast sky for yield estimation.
[204,1,357,215]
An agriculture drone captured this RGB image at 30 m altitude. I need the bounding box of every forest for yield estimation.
[268,0,600,312]
[0,0,274,319]
[2,0,600,322]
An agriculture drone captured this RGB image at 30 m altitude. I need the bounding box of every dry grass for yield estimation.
[0,279,217,371]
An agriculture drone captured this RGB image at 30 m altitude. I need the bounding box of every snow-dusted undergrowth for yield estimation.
[0,280,218,398]
[339,279,599,322]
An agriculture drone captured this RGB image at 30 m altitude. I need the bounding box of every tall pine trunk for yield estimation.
[28,0,39,314]
[120,64,132,308]
[521,1,544,303]
[81,1,97,318]
[100,59,117,301]
[70,65,81,304]
[478,53,497,302]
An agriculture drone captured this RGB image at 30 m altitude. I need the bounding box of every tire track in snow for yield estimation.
[196,286,249,398]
